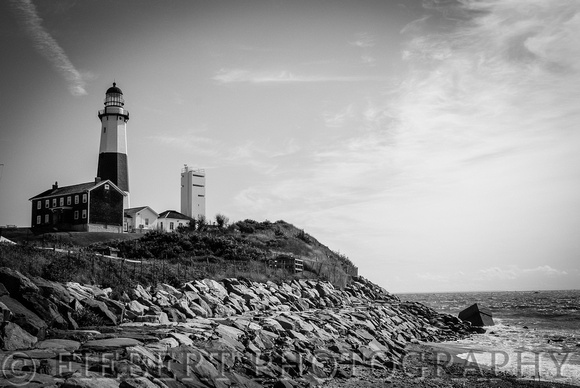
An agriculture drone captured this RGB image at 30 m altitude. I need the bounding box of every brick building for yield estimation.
[29,179,126,233]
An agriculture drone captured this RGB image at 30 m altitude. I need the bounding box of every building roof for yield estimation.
[106,82,123,95]
[29,179,125,201]
[158,210,193,221]
[124,206,159,217]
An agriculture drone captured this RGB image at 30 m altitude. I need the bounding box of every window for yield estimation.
[45,214,49,223]
[104,184,110,190]
[82,194,87,203]
[67,196,71,205]
[60,197,64,206]
[45,199,49,208]
[36,215,41,224]
[160,222,163,229]
[52,198,56,207]
[170,222,174,230]
[37,201,41,210]
[82,209,87,219]
[74,211,79,220]
[75,195,79,204]
[145,218,149,226]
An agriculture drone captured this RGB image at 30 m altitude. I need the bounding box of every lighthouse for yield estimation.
[97,83,130,207]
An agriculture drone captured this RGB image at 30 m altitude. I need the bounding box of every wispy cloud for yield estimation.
[322,104,355,128]
[349,32,377,66]
[349,32,375,48]
[213,69,386,84]
[9,0,87,96]
[148,127,221,157]
[479,265,568,280]
[231,0,580,289]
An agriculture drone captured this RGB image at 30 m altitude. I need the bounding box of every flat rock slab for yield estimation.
[111,332,160,343]
[1,372,57,388]
[36,338,81,351]
[13,349,57,359]
[82,338,143,351]
[61,376,120,388]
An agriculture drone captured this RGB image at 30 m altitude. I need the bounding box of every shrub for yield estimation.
[215,213,229,228]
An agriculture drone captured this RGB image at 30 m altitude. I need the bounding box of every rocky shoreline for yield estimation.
[0,266,476,387]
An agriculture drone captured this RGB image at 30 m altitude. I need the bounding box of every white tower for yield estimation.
[181,165,205,219]
[97,82,130,207]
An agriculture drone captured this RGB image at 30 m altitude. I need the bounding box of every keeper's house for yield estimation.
[29,179,126,233]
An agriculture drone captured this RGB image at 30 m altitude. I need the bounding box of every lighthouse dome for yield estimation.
[106,82,123,95]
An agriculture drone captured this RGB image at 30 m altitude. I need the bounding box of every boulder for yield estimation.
[119,377,159,388]
[36,338,81,352]
[20,292,68,329]
[189,302,210,318]
[83,338,143,352]
[0,267,39,296]
[61,377,121,388]
[202,279,228,299]
[81,298,117,325]
[458,303,494,327]
[1,322,37,350]
[134,284,152,302]
[173,300,195,319]
[0,282,9,297]
[127,300,148,316]
[31,276,73,304]
[0,295,47,339]
[163,307,186,323]
[65,282,97,301]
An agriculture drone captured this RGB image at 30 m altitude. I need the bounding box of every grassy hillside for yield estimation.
[98,219,358,287]
[0,219,359,290]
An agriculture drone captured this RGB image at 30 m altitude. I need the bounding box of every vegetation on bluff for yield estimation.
[0,218,358,294]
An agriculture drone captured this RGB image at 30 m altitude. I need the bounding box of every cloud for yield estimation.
[148,128,221,158]
[322,104,355,128]
[349,32,378,66]
[213,69,386,84]
[349,32,375,48]
[9,0,87,96]
[479,265,568,280]
[522,265,568,276]
[227,1,580,290]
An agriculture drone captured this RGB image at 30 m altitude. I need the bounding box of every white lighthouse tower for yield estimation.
[97,83,130,207]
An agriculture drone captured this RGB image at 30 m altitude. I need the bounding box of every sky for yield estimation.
[0,0,579,293]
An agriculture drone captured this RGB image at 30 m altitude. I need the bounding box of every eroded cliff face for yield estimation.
[0,268,473,387]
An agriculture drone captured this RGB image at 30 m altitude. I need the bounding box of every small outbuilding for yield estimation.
[157,210,193,232]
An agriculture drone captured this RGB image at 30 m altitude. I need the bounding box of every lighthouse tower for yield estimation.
[97,82,130,207]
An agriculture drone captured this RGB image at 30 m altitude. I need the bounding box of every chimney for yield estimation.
[95,177,101,184]
[52,181,58,190]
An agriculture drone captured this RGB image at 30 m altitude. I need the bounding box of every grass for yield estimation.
[0,243,317,297]
[0,219,358,292]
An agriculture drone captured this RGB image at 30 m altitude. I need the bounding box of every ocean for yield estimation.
[397,290,580,385]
